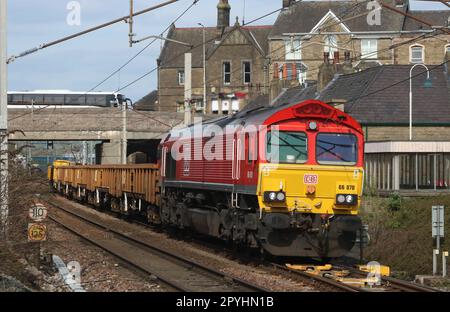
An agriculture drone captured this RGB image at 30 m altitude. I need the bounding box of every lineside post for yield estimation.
[0,0,8,239]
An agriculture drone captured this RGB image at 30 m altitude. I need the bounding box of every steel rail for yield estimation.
[335,265,440,292]
[270,263,365,292]
[45,197,270,292]
[48,213,189,292]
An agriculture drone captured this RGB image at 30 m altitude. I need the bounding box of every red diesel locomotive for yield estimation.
[159,99,364,258]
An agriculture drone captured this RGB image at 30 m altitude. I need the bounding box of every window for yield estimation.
[361,39,378,59]
[211,99,219,114]
[178,70,185,85]
[278,63,308,85]
[242,61,251,84]
[222,100,230,114]
[23,94,44,105]
[285,38,301,60]
[316,133,357,165]
[194,100,204,112]
[297,63,308,85]
[11,94,23,104]
[44,94,65,105]
[65,95,86,106]
[223,62,231,84]
[410,45,424,64]
[266,131,307,164]
[324,35,338,58]
[86,95,107,106]
[445,44,450,56]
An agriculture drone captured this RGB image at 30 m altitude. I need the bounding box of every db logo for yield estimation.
[304,174,318,185]
[28,224,47,242]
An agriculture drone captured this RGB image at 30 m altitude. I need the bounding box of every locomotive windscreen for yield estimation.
[316,133,357,165]
[266,131,308,164]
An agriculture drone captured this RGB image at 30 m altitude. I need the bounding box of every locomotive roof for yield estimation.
[179,98,360,133]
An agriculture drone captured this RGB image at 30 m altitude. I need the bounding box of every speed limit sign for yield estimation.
[28,223,47,242]
[29,204,48,222]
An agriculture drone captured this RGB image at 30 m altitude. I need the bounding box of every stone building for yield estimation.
[255,59,450,194]
[269,0,450,99]
[157,0,272,114]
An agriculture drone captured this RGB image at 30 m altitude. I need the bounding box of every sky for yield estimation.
[7,0,449,102]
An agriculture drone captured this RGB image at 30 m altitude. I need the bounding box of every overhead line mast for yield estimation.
[0,0,8,238]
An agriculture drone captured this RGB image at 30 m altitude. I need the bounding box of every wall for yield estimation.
[158,27,269,113]
[393,34,450,65]
[364,126,450,142]
[158,67,204,112]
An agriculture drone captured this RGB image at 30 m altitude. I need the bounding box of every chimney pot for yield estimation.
[333,51,340,64]
[344,51,351,62]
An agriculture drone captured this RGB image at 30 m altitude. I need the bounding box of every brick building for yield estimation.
[269,0,450,98]
[157,0,272,114]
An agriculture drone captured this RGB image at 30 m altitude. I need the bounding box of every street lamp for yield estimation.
[409,64,433,141]
[198,23,207,114]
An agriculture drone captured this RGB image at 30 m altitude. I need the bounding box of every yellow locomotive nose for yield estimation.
[258,164,362,216]
[306,185,316,195]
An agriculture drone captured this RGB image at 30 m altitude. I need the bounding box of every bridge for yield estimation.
[7,107,187,164]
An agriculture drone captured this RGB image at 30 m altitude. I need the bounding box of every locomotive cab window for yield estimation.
[316,133,357,165]
[266,131,307,164]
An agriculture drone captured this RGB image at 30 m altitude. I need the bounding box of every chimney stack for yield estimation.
[217,0,231,31]
[318,52,335,91]
[342,51,354,74]
[283,0,294,8]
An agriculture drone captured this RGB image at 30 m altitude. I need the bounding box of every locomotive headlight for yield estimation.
[346,195,354,204]
[264,191,286,203]
[337,194,346,204]
[269,192,277,201]
[336,194,357,205]
[276,192,285,201]
[308,121,318,131]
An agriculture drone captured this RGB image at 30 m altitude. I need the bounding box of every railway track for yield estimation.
[270,263,440,292]
[333,265,440,292]
[269,263,365,292]
[45,197,270,292]
[42,194,440,293]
